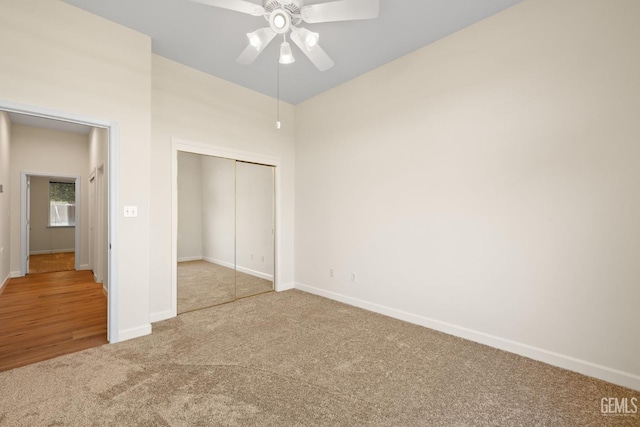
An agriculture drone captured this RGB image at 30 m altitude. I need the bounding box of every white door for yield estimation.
[89,171,96,277]
[95,165,105,284]
[25,175,31,274]
[19,173,32,275]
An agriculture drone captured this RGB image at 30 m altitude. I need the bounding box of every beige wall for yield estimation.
[177,152,203,261]
[0,112,9,287]
[0,0,152,338]
[200,156,235,266]
[28,176,76,254]
[9,125,89,271]
[150,55,295,321]
[89,127,108,173]
[295,0,640,389]
[88,127,108,288]
[236,162,274,278]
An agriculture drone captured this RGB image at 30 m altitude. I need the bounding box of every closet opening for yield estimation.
[172,140,279,315]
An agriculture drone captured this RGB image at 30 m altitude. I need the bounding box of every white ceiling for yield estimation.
[63,0,523,105]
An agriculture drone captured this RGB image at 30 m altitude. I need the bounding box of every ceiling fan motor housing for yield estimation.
[264,0,302,27]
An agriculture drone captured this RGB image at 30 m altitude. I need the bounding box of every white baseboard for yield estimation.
[10,271,21,278]
[295,282,640,392]
[0,273,10,293]
[79,264,90,270]
[203,257,234,269]
[117,323,152,342]
[203,257,273,281]
[237,266,273,281]
[150,309,175,323]
[29,249,75,255]
[178,256,203,262]
[276,282,295,292]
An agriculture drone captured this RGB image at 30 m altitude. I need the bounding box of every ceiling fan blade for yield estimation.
[189,0,265,16]
[290,30,335,71]
[301,0,379,24]
[236,27,277,65]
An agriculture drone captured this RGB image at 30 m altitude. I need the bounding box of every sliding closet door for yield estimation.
[177,153,236,313]
[235,161,275,299]
[177,154,275,313]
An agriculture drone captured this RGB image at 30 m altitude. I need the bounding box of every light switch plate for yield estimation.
[124,206,138,217]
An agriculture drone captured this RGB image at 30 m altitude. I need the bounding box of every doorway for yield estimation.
[0,100,119,343]
[21,174,81,275]
[176,153,275,313]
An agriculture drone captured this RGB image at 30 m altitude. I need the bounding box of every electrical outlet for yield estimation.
[329,269,334,278]
[351,273,357,283]
[261,255,265,262]
[250,254,254,260]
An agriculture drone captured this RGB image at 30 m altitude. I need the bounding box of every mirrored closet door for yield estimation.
[235,161,275,299]
[176,152,275,314]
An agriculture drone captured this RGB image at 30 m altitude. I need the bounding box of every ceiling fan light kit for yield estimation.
[279,39,295,64]
[247,27,271,50]
[191,0,379,70]
[296,27,319,51]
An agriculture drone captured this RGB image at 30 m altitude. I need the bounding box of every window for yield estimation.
[49,181,76,227]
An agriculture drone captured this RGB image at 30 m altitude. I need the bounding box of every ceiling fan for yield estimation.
[190,0,380,71]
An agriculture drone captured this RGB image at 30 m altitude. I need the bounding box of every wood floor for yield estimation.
[29,252,75,274]
[0,270,107,372]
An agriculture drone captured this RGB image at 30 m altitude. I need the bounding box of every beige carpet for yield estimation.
[0,290,637,426]
[177,260,273,313]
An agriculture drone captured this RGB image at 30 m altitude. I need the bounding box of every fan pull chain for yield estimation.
[276,57,281,130]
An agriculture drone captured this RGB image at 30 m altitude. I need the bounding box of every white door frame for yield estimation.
[25,175,30,274]
[89,169,96,276]
[21,173,81,273]
[92,164,106,284]
[1,100,120,343]
[170,137,282,319]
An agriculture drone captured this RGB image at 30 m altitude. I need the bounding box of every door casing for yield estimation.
[1,100,120,343]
